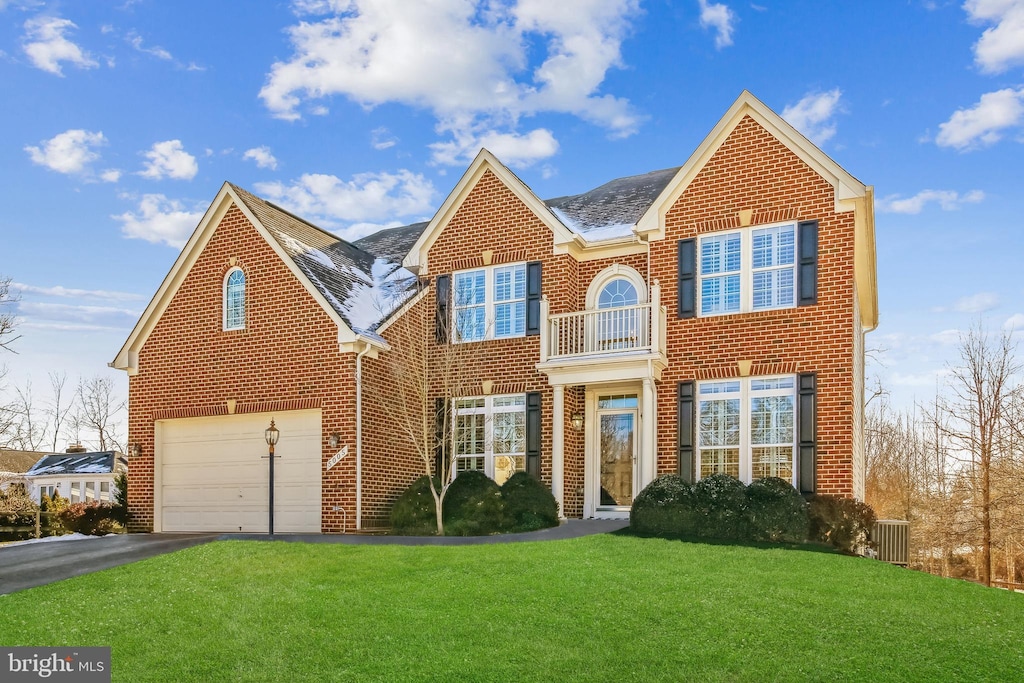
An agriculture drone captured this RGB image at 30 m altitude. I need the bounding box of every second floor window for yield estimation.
[700,223,795,316]
[224,268,246,330]
[454,263,526,342]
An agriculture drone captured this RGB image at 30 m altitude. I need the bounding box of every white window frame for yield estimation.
[223,267,246,331]
[452,394,527,483]
[696,375,797,486]
[452,263,526,342]
[698,221,796,317]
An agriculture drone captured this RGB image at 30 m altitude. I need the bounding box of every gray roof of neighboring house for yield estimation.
[27,451,125,477]
[544,166,680,239]
[0,449,48,474]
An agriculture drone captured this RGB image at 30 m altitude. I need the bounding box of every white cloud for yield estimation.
[936,87,1024,149]
[698,0,736,49]
[965,0,1024,73]
[429,126,559,167]
[100,169,121,183]
[929,329,963,345]
[11,282,145,302]
[24,129,106,175]
[243,146,278,170]
[371,127,398,150]
[114,194,204,247]
[781,88,843,145]
[1003,312,1024,330]
[18,301,140,322]
[954,292,1000,313]
[889,368,952,387]
[254,170,436,240]
[21,15,97,76]
[127,31,173,60]
[259,0,642,163]
[876,188,985,214]
[139,140,198,180]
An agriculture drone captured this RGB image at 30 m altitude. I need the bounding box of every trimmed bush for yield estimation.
[442,470,507,536]
[745,477,809,543]
[389,476,439,535]
[40,492,69,536]
[501,472,559,532]
[691,474,748,540]
[630,475,697,537]
[57,502,122,535]
[808,494,877,553]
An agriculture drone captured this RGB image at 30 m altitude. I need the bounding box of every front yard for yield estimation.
[1,534,1022,681]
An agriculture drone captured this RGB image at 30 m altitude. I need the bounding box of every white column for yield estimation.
[552,384,565,519]
[642,377,657,489]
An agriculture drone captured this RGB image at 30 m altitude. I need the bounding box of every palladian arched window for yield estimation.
[224,268,246,330]
[598,279,639,309]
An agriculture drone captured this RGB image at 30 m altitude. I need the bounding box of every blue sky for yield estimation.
[1,0,1023,415]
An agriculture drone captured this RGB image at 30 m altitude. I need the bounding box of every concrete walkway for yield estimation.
[220,518,630,545]
[0,520,629,595]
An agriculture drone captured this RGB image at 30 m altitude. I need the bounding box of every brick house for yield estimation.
[112,91,876,532]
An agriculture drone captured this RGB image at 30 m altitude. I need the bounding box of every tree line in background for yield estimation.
[0,276,126,455]
[866,325,1023,588]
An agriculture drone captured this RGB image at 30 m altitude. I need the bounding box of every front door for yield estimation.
[597,399,638,510]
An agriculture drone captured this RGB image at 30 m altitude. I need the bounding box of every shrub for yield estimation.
[40,492,69,536]
[442,470,507,536]
[630,475,698,537]
[390,476,439,535]
[57,502,123,535]
[691,474,748,540]
[113,472,129,525]
[807,494,877,553]
[745,477,809,543]
[500,472,559,532]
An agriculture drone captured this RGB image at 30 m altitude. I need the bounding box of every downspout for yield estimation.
[355,341,372,531]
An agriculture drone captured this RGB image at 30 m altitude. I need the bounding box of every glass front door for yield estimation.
[599,411,636,507]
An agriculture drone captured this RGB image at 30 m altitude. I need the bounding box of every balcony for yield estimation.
[537,283,667,384]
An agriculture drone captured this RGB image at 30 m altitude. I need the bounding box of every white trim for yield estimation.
[551,385,565,519]
[584,263,648,310]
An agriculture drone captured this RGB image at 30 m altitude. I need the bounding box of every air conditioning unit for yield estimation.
[873,520,909,566]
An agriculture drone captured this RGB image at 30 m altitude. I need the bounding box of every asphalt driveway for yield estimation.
[0,533,219,595]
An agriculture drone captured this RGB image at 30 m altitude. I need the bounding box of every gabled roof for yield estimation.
[0,449,47,474]
[112,184,428,373]
[27,451,125,477]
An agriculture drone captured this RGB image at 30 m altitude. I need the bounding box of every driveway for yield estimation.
[0,533,218,595]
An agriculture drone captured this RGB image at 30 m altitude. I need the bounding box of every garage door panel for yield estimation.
[158,409,322,533]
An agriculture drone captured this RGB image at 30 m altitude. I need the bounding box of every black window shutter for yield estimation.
[797,373,816,495]
[677,381,695,483]
[434,397,450,481]
[525,261,542,336]
[526,391,542,479]
[677,239,696,318]
[435,274,450,343]
[797,221,818,306]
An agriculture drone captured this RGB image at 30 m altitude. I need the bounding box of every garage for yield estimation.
[156,409,322,533]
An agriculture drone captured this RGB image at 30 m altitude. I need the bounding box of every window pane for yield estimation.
[700,381,741,395]
[493,396,525,408]
[457,456,485,474]
[751,446,794,481]
[751,396,795,445]
[225,269,245,329]
[700,449,740,478]
[598,279,639,309]
[456,306,485,341]
[752,226,795,268]
[85,482,95,501]
[100,482,110,502]
[70,482,80,503]
[701,274,740,314]
[597,394,639,409]
[494,265,525,302]
[701,234,741,274]
[752,267,794,310]
[751,377,795,391]
[455,414,485,456]
[493,411,525,455]
[699,398,740,447]
[454,271,485,305]
[494,301,525,337]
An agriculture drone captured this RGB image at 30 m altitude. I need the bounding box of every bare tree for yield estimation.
[367,289,484,535]
[74,375,126,452]
[0,277,20,354]
[931,325,1021,587]
[9,379,47,451]
[46,371,74,453]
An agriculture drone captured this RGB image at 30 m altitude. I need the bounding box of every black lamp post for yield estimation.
[264,419,280,537]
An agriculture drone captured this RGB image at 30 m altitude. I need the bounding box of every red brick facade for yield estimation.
[122,103,870,531]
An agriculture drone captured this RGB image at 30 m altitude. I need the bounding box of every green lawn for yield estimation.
[2,534,1022,682]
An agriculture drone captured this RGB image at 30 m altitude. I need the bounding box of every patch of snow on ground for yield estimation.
[2,533,98,548]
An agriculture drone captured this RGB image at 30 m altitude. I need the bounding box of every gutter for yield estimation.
[354,339,373,531]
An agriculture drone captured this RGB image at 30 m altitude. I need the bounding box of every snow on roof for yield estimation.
[27,452,118,476]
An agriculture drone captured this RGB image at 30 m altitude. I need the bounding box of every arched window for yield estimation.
[224,268,246,330]
[598,279,639,309]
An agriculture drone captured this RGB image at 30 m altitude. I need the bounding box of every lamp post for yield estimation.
[264,419,280,537]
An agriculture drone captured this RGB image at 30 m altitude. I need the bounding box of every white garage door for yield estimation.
[157,409,322,533]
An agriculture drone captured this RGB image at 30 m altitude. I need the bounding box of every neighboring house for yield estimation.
[24,448,127,505]
[0,449,48,499]
[113,91,876,533]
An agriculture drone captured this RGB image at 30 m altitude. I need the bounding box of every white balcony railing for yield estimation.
[540,283,665,362]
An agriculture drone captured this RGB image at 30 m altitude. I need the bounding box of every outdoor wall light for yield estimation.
[129,442,142,458]
[328,432,341,449]
[570,412,585,432]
